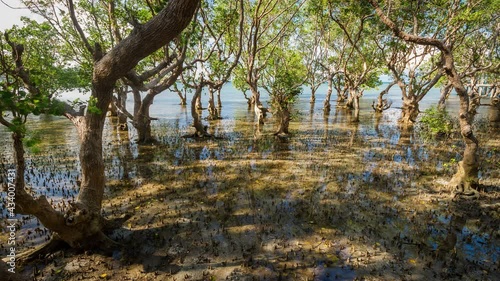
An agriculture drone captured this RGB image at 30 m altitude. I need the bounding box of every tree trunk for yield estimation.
[336,89,347,105]
[352,94,360,123]
[191,85,208,137]
[207,88,219,120]
[6,0,200,252]
[179,94,187,106]
[216,88,222,108]
[135,92,155,143]
[275,108,291,135]
[488,97,500,128]
[11,126,108,249]
[117,88,128,130]
[195,92,203,110]
[310,87,316,104]
[250,86,266,125]
[445,57,479,198]
[438,82,453,110]
[108,102,118,116]
[372,82,395,112]
[323,78,333,113]
[400,96,419,125]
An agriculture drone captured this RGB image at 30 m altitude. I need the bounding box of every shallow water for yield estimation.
[0,85,499,280]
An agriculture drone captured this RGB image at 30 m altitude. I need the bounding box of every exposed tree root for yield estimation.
[449,161,480,200]
[0,260,24,281]
[16,236,68,265]
[102,214,133,234]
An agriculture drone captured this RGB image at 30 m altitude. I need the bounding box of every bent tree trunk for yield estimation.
[18,0,201,249]
[372,81,395,113]
[12,127,108,249]
[250,87,266,125]
[195,93,203,110]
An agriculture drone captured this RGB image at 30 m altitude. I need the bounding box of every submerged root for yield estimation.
[181,132,222,139]
[453,187,480,200]
[449,161,480,200]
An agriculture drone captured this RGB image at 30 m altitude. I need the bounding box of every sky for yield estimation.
[0,0,37,30]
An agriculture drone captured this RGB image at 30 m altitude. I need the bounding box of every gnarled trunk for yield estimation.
[352,93,360,123]
[445,58,479,198]
[400,96,419,125]
[372,82,395,113]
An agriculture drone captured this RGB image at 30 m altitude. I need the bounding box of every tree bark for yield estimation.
[216,88,223,108]
[207,88,220,120]
[135,92,155,143]
[438,82,453,110]
[310,87,316,104]
[191,85,209,137]
[372,82,395,113]
[400,96,419,125]
[323,78,333,113]
[488,97,500,128]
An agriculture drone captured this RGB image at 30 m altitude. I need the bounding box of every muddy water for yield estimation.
[0,86,499,280]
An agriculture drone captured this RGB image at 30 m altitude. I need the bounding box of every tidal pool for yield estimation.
[0,87,499,280]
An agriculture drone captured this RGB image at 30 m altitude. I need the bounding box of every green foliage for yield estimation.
[266,49,306,112]
[87,96,103,115]
[419,106,454,138]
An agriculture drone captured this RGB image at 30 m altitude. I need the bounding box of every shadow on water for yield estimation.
[0,94,499,280]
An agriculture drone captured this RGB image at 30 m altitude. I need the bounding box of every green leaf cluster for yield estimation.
[266,49,306,111]
[419,106,454,139]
